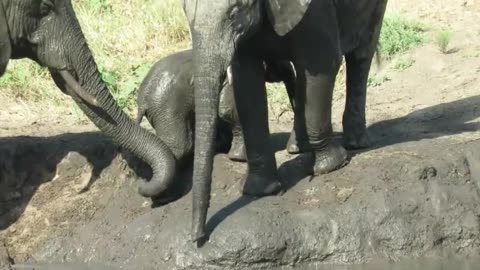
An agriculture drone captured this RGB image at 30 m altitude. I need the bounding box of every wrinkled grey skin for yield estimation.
[136,49,296,171]
[0,0,175,199]
[183,0,388,243]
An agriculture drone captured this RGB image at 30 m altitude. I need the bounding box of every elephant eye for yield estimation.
[40,0,55,16]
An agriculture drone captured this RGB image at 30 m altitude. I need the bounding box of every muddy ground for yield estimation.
[2,0,480,269]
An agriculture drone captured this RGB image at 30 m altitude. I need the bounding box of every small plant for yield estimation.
[393,57,415,71]
[115,64,152,110]
[367,74,391,87]
[96,62,154,111]
[435,30,453,54]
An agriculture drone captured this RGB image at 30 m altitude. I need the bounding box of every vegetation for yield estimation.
[393,56,415,71]
[379,14,426,58]
[435,30,453,54]
[0,0,190,115]
[0,1,427,117]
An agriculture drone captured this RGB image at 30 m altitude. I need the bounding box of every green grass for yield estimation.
[367,74,391,87]
[379,14,426,58]
[0,3,428,118]
[0,0,190,115]
[435,30,453,54]
[393,56,415,71]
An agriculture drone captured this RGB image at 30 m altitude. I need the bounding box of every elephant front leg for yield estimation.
[342,52,374,150]
[304,69,348,175]
[231,55,282,196]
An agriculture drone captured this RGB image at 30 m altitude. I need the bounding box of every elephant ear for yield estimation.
[265,0,312,36]
[0,5,11,76]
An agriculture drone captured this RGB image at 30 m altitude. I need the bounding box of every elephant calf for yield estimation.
[136,49,296,174]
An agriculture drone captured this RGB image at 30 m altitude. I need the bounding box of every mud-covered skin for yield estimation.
[184,0,388,243]
[136,49,297,167]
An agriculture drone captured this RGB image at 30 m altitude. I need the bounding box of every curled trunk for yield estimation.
[59,33,176,198]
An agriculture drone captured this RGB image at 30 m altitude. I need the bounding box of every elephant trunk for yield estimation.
[191,31,232,243]
[58,32,176,198]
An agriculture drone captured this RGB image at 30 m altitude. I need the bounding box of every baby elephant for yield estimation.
[136,49,297,168]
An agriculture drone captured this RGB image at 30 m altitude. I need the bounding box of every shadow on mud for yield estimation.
[0,132,120,231]
[278,94,480,185]
[367,94,480,149]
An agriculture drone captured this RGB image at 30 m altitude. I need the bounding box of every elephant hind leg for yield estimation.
[227,123,247,162]
[342,51,374,150]
[218,83,247,162]
[343,1,386,150]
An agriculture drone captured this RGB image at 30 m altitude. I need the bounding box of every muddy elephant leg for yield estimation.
[228,122,247,162]
[286,78,310,155]
[231,54,282,196]
[342,51,374,149]
[303,67,348,175]
[293,4,348,175]
[218,82,247,162]
[286,124,310,155]
[282,62,307,155]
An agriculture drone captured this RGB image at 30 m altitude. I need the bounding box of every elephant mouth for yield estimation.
[56,69,98,106]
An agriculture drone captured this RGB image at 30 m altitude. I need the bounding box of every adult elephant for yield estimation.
[183,0,388,243]
[0,0,175,198]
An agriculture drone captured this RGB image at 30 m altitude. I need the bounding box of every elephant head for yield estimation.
[0,0,176,197]
[182,0,312,243]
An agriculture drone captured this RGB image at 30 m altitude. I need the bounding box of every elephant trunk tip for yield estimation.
[137,168,174,198]
[191,222,208,247]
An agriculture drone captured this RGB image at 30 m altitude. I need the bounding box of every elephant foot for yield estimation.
[242,172,283,197]
[286,131,301,154]
[343,128,371,150]
[228,137,247,162]
[286,129,310,154]
[313,142,348,175]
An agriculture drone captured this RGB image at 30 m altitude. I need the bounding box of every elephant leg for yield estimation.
[294,18,347,175]
[342,51,374,150]
[293,4,348,175]
[218,83,247,162]
[231,54,282,196]
[281,62,305,155]
[228,122,247,162]
[303,67,348,175]
[264,60,302,154]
